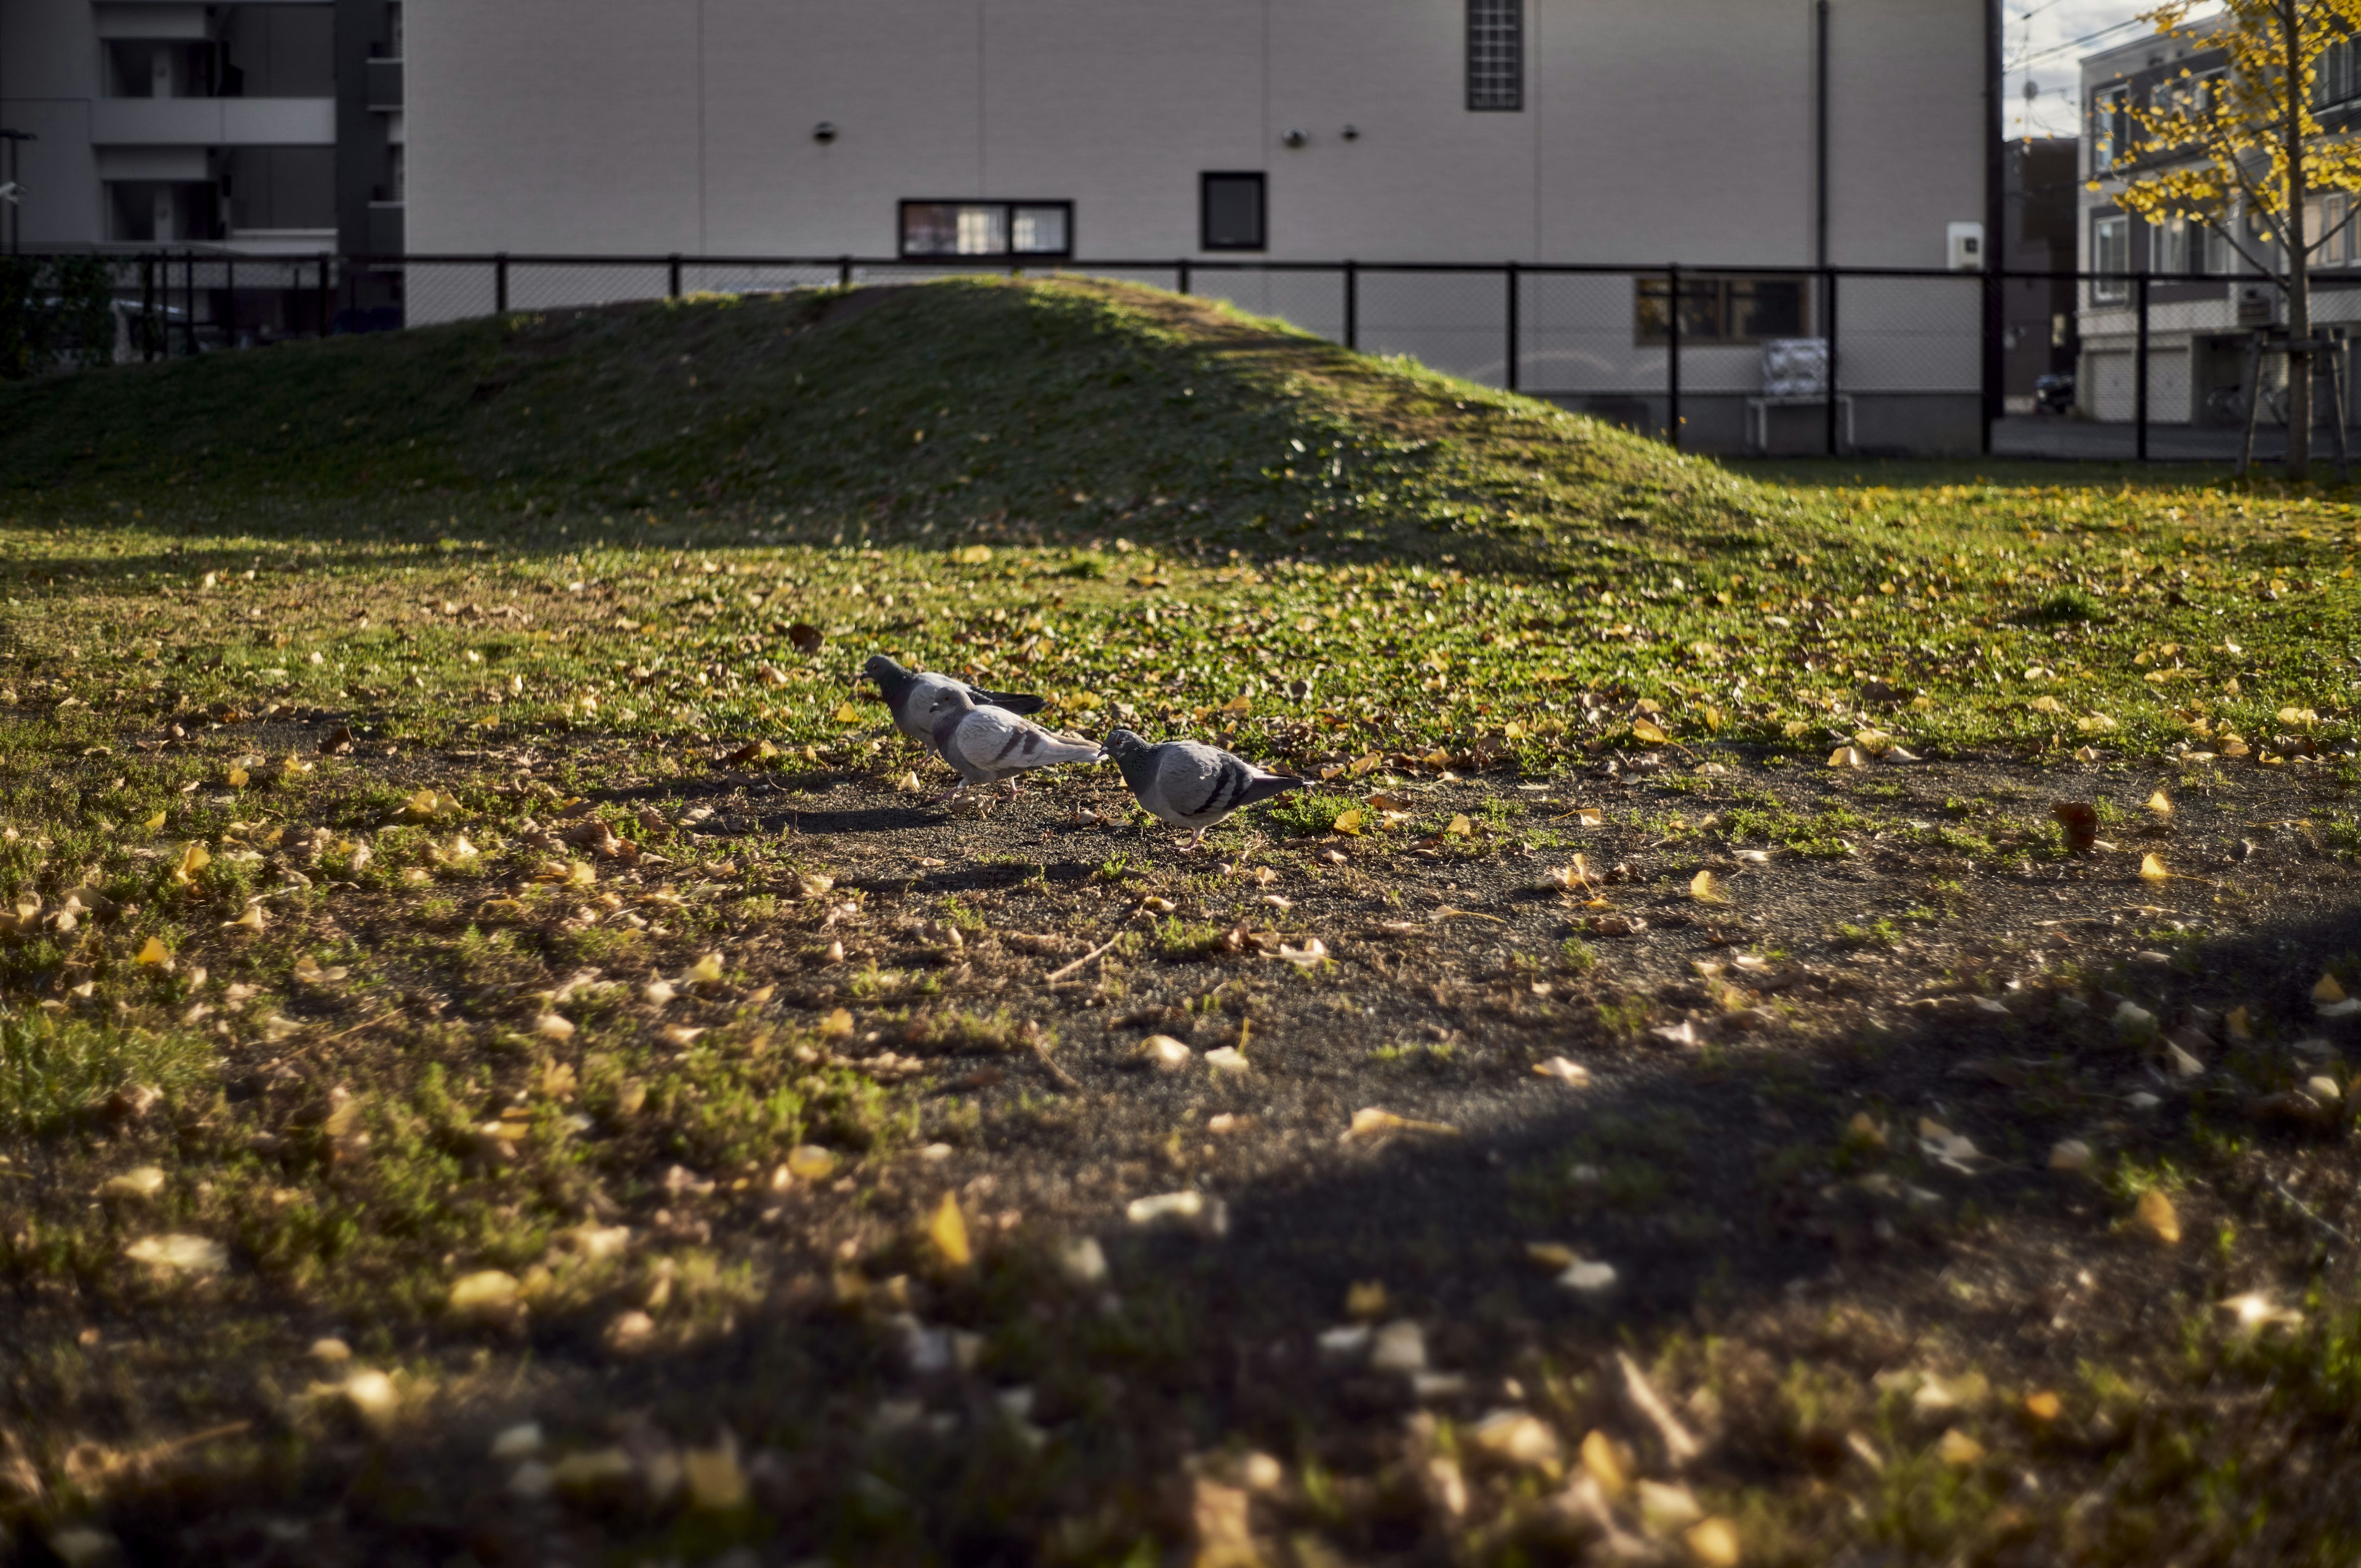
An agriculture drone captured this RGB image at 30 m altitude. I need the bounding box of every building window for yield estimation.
[1200,172,1266,251]
[898,201,1072,259]
[1466,0,1522,111]
[2326,193,2353,265]
[2092,84,2131,167]
[2091,213,2129,301]
[1632,275,1809,345]
[2156,215,2189,275]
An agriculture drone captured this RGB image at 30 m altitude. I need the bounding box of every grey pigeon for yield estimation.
[1101,728,1308,850]
[863,654,1045,755]
[923,686,1102,801]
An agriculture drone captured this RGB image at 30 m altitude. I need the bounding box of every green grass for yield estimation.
[9,277,2361,1563]
[2,277,2357,776]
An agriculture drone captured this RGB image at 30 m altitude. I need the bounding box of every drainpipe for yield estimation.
[1814,0,1829,271]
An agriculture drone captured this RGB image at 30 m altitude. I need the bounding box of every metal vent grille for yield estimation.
[1467,0,1523,111]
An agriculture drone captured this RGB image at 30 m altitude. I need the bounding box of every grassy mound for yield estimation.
[0,275,1759,569]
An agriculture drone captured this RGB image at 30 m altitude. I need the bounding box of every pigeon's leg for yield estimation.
[1179,826,1209,854]
[933,780,968,807]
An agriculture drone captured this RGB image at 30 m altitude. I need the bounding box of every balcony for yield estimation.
[89,96,336,147]
[92,4,210,41]
[365,57,403,110]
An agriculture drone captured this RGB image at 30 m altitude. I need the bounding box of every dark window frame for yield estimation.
[1632,274,1812,347]
[1466,0,1524,112]
[1199,171,1267,252]
[896,199,1075,260]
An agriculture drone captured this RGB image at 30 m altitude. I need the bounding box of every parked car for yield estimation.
[2033,371,2075,416]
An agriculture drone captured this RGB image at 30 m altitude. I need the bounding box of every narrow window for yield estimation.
[1466,0,1523,112]
[898,201,1073,259]
[2091,214,2129,301]
[1200,172,1266,251]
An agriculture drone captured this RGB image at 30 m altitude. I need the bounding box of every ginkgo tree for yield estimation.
[2106,0,2361,476]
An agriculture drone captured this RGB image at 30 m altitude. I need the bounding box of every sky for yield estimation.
[2004,0,2159,140]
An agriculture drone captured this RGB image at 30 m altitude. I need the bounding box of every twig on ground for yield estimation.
[1046,901,1149,984]
[2265,1173,2355,1247]
[1023,1021,1080,1091]
[1618,1350,1703,1468]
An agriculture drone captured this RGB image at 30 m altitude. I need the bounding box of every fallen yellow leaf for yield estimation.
[2314,973,2347,1005]
[832,703,864,724]
[1331,808,1364,836]
[1689,869,1730,905]
[135,936,170,967]
[2137,1187,2181,1245]
[1441,814,1473,837]
[2145,790,2173,820]
[2139,853,2169,882]
[928,1190,972,1267]
[1630,718,1669,745]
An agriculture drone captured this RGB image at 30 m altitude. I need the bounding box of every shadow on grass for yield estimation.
[41,886,2361,1566]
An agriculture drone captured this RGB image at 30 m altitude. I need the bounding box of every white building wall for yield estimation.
[408,0,1988,271]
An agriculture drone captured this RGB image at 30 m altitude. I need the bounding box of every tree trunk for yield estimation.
[2286,0,2312,479]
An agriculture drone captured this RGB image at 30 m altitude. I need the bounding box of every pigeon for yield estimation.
[863,655,1045,755]
[1101,728,1310,850]
[923,686,1102,800]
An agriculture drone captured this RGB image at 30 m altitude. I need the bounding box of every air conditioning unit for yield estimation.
[1947,221,1985,272]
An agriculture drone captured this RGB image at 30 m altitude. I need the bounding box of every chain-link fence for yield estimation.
[63,247,2361,464]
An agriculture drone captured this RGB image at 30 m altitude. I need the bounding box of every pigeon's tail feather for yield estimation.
[1235,773,1310,809]
[976,689,1048,716]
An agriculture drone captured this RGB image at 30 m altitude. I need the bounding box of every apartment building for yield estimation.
[2075,16,2361,427]
[403,0,1999,453]
[0,0,406,332]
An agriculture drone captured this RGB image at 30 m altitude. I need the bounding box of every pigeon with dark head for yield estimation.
[864,654,1046,756]
[1101,728,1308,851]
[923,686,1102,801]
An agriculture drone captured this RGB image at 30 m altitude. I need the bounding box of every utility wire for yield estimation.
[2008,14,2153,71]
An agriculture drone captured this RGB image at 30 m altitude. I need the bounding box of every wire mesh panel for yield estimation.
[1358,269,1507,386]
[1833,274,1983,455]
[1522,270,1668,435]
[681,261,845,298]
[1189,267,1345,344]
[402,260,499,326]
[506,261,670,315]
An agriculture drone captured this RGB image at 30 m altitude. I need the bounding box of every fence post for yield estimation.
[1666,263,1682,448]
[2134,271,2149,462]
[839,255,853,290]
[1824,267,1840,457]
[1505,260,1521,392]
[1176,258,1191,295]
[1344,260,1358,350]
[318,253,331,337]
[1980,266,2001,457]
[668,253,683,299]
[183,251,197,357]
[494,252,510,315]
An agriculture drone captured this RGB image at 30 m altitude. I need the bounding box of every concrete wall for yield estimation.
[408,0,1988,271]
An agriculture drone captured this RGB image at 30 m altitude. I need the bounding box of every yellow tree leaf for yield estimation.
[928,1190,971,1267]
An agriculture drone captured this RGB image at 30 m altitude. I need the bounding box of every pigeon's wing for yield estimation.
[1150,745,1306,826]
[970,686,1048,716]
[946,707,1101,780]
[1134,742,1230,825]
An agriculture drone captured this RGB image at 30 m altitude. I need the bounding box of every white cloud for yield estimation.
[2004,1,2157,138]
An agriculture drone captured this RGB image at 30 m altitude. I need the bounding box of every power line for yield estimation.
[2007,14,2153,72]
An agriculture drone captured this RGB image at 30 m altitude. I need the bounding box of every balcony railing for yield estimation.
[89,97,336,147]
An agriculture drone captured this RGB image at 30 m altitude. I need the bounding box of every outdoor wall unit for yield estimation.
[1948,221,1985,271]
